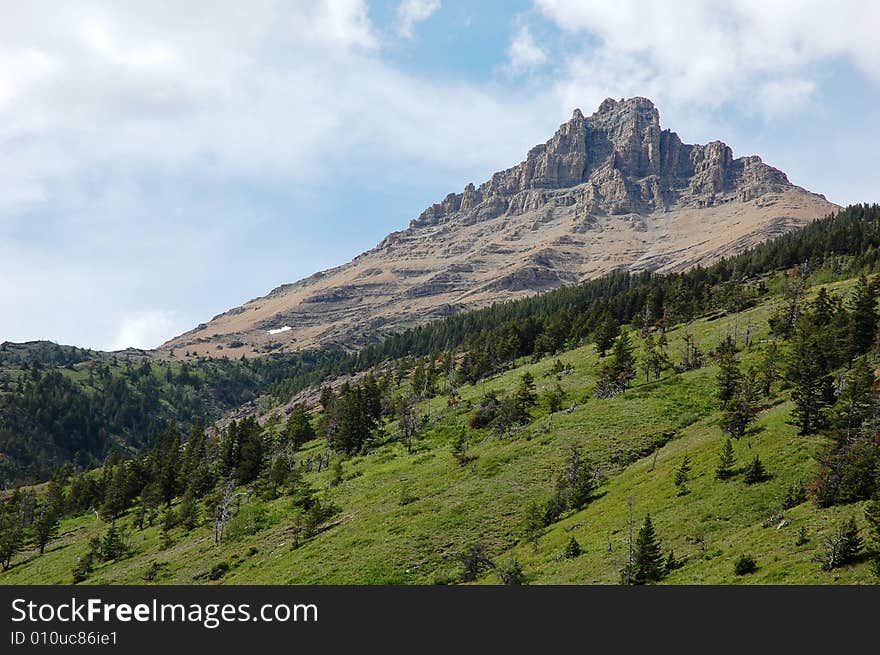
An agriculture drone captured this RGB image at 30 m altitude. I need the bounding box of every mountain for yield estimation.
[161,97,837,358]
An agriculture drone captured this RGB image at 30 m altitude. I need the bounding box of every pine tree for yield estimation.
[720,374,758,440]
[611,329,636,384]
[153,426,182,506]
[34,473,65,554]
[715,337,742,409]
[219,421,238,477]
[396,395,423,454]
[100,462,130,520]
[596,328,636,397]
[848,275,878,358]
[674,456,692,495]
[545,383,565,413]
[715,439,736,480]
[787,319,834,435]
[655,331,671,379]
[235,417,265,485]
[828,356,877,444]
[758,340,780,398]
[564,536,582,559]
[744,454,767,484]
[594,312,619,357]
[0,494,24,570]
[515,372,538,415]
[101,522,128,561]
[632,514,665,584]
[284,405,316,450]
[33,502,59,555]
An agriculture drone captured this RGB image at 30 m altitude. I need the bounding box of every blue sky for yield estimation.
[1,0,878,350]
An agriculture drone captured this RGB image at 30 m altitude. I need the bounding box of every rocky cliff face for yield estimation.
[161,97,837,358]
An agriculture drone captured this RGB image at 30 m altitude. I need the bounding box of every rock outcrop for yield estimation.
[161,97,838,358]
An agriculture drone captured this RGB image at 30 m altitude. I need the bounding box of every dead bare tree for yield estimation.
[213,477,243,545]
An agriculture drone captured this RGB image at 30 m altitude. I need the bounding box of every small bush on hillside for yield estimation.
[734,554,758,576]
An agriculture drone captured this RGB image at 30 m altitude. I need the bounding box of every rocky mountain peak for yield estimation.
[409,97,802,229]
[161,97,836,358]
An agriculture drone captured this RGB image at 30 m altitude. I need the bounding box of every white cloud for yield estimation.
[396,0,441,39]
[536,0,880,116]
[507,26,547,73]
[108,310,184,351]
[0,0,557,350]
[756,79,816,119]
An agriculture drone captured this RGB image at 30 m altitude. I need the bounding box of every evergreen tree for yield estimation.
[266,456,292,498]
[235,417,265,485]
[152,425,182,506]
[720,374,758,440]
[744,454,767,484]
[656,331,671,379]
[674,456,692,495]
[0,493,24,570]
[594,312,619,357]
[564,536,582,559]
[284,405,316,450]
[219,421,238,477]
[611,329,636,383]
[787,319,834,435]
[177,487,199,532]
[828,356,877,444]
[596,329,636,397]
[632,514,665,584]
[847,275,878,358]
[515,372,538,416]
[101,522,128,560]
[100,462,130,520]
[544,383,565,413]
[715,337,742,409]
[758,340,780,398]
[715,439,736,480]
[180,420,211,496]
[33,502,60,555]
[396,395,424,454]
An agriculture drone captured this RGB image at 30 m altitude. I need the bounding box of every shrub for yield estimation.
[208,561,230,580]
[497,558,527,585]
[71,553,94,584]
[734,554,758,575]
[459,543,495,582]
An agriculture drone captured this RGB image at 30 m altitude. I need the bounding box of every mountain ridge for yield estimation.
[162,97,837,358]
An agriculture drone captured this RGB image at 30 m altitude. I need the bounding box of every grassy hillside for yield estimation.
[2,275,875,585]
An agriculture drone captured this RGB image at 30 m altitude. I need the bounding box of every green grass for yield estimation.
[1,277,876,585]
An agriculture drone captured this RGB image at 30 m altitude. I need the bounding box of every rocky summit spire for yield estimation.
[410,96,795,228]
[162,96,837,359]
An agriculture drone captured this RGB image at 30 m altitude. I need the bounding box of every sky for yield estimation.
[1,0,879,351]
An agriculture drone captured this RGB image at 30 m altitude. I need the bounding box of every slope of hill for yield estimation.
[1,272,876,585]
[161,97,837,359]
